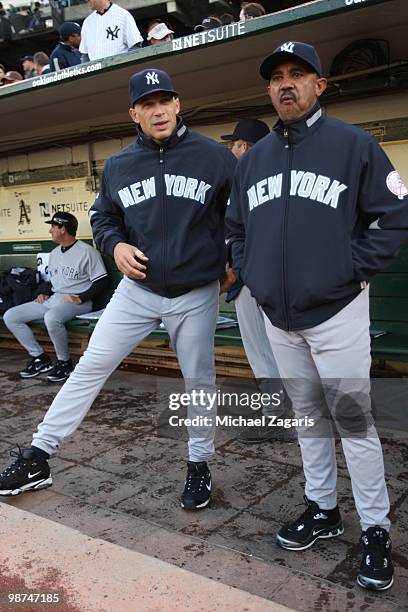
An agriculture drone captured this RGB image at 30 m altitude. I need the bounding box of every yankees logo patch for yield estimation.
[106,25,120,40]
[386,171,408,200]
[281,42,295,53]
[146,71,159,85]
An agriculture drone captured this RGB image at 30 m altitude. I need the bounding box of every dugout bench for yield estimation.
[1,246,408,374]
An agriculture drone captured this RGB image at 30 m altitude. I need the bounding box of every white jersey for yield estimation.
[48,241,107,295]
[79,3,143,61]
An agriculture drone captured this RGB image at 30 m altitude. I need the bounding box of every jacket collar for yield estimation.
[136,117,188,150]
[273,101,324,145]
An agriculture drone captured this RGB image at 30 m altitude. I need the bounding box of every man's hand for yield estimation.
[35,294,50,304]
[220,268,237,294]
[61,295,82,304]
[113,242,148,280]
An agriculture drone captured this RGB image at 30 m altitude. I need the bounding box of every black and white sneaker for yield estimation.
[19,353,53,379]
[181,461,211,510]
[47,359,73,383]
[357,526,394,591]
[0,447,52,496]
[277,496,344,551]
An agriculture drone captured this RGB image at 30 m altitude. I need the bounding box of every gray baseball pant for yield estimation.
[3,294,92,361]
[263,288,390,532]
[235,285,284,417]
[32,277,219,463]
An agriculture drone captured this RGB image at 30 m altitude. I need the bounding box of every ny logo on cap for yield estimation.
[146,71,159,85]
[281,42,295,53]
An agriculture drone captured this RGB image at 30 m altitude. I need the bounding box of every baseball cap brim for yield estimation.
[260,51,320,80]
[131,87,178,105]
[220,133,234,141]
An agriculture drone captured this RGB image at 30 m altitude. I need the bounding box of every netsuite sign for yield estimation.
[172,22,245,52]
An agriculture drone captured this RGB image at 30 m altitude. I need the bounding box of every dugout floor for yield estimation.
[0,350,407,612]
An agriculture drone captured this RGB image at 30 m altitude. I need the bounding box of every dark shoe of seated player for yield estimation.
[181,461,211,510]
[277,495,344,551]
[47,358,73,383]
[357,526,394,591]
[19,353,53,379]
[0,447,52,496]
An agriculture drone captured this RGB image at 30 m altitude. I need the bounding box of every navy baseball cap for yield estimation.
[221,118,269,144]
[59,21,81,39]
[260,41,322,80]
[45,212,78,235]
[194,17,222,32]
[129,68,178,106]
[21,55,33,62]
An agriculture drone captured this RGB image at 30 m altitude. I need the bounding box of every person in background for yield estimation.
[194,16,222,32]
[220,13,235,25]
[33,51,50,75]
[79,0,143,62]
[4,212,108,383]
[21,55,36,78]
[147,21,174,45]
[239,2,266,20]
[28,5,44,31]
[49,21,81,71]
[1,70,23,86]
[221,118,290,444]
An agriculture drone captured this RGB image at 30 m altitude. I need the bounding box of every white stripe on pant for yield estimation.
[32,278,219,463]
[263,288,390,532]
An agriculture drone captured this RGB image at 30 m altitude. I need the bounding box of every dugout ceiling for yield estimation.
[0,0,407,156]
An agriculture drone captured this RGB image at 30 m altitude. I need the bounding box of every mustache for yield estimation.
[280,91,297,103]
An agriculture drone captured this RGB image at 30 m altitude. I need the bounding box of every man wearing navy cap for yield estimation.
[21,55,36,79]
[226,41,408,590]
[0,68,236,514]
[49,22,81,72]
[3,211,107,382]
[221,118,291,445]
[221,118,269,161]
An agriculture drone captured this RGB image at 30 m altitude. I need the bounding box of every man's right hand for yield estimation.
[113,242,149,280]
[35,294,49,304]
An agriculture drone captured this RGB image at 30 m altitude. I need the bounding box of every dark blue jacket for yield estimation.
[91,119,236,298]
[49,42,81,71]
[226,103,408,331]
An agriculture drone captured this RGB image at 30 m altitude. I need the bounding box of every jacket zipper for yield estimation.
[282,128,292,331]
[159,146,167,293]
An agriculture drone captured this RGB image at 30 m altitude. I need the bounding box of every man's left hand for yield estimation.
[62,295,81,304]
[220,268,237,294]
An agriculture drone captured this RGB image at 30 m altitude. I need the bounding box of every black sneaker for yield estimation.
[19,353,53,379]
[181,461,211,510]
[47,359,73,383]
[0,447,52,496]
[277,496,344,551]
[357,526,394,591]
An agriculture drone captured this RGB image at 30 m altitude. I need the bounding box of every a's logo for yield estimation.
[386,171,408,200]
[281,42,295,53]
[106,25,120,40]
[18,200,31,225]
[39,202,51,217]
[146,71,159,86]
